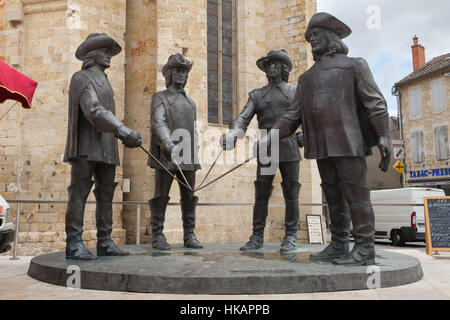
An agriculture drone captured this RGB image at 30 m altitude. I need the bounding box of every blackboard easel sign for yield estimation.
[424,196,450,256]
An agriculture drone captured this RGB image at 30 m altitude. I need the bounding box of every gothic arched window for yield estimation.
[207,0,235,125]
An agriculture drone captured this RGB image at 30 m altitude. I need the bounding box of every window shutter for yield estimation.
[435,126,449,160]
[410,88,421,118]
[431,79,445,112]
[418,131,424,162]
[412,131,424,163]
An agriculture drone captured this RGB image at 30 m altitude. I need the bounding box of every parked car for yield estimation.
[370,187,445,246]
[0,194,14,253]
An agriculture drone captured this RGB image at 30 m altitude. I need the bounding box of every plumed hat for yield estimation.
[162,53,193,76]
[305,12,352,42]
[256,49,293,72]
[75,33,122,60]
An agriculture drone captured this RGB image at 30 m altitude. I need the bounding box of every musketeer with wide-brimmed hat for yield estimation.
[258,12,391,266]
[221,49,303,252]
[64,33,142,260]
[147,53,202,251]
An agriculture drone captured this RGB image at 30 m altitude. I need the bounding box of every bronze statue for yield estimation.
[64,33,142,260]
[258,13,391,266]
[147,53,202,250]
[221,50,302,252]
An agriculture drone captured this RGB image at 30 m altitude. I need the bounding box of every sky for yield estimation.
[316,0,450,116]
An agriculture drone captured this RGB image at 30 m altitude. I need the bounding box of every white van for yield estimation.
[370,187,445,246]
[0,194,14,253]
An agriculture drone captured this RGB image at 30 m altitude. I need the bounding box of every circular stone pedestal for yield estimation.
[28,243,423,294]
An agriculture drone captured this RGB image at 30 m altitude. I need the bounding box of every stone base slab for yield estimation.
[27,243,423,294]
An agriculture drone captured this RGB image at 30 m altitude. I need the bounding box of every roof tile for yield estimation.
[396,53,450,86]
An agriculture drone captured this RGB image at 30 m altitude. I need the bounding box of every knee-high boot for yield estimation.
[94,182,128,256]
[310,183,350,260]
[333,182,375,265]
[280,181,301,252]
[65,179,97,260]
[240,180,274,251]
[181,195,203,249]
[149,196,171,250]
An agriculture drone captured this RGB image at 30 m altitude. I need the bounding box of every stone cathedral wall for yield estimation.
[123,0,321,246]
[1,0,322,253]
[0,0,128,253]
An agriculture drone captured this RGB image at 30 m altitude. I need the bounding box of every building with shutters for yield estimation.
[0,0,323,252]
[393,36,450,195]
[366,116,402,190]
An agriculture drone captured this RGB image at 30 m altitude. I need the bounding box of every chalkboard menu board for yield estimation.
[424,197,450,256]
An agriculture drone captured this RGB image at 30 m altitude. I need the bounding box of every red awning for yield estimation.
[0,59,38,109]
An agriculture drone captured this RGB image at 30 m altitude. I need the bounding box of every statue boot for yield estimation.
[65,179,97,260]
[280,181,301,252]
[149,196,171,250]
[94,182,128,256]
[333,183,375,266]
[181,195,203,249]
[240,181,274,251]
[310,183,350,260]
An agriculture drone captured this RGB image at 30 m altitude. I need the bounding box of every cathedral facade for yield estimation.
[0,0,322,251]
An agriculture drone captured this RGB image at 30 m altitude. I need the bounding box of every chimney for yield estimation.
[411,35,425,71]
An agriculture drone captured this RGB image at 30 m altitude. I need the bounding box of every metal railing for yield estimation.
[6,199,424,260]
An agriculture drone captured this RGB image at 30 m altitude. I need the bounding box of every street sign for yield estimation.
[392,139,404,146]
[394,147,405,160]
[394,160,404,174]
[306,215,324,244]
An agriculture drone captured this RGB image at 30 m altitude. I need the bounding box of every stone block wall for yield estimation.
[123,0,322,246]
[122,0,158,243]
[1,0,324,251]
[0,0,128,251]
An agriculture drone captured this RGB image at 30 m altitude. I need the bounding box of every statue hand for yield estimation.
[170,143,183,164]
[377,136,391,172]
[161,141,175,160]
[220,133,237,151]
[117,125,142,148]
[124,130,142,148]
[253,135,271,158]
[295,132,304,148]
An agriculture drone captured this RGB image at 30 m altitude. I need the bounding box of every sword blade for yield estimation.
[139,145,193,191]
[196,149,223,190]
[194,156,256,193]
[0,101,19,121]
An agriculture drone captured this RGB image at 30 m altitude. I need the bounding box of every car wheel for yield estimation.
[0,243,12,253]
[391,229,405,246]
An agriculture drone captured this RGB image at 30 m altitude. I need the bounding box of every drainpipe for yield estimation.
[392,84,405,188]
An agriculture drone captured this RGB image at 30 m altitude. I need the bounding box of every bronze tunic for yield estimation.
[231,81,301,162]
[64,69,122,166]
[148,86,200,171]
[275,54,389,159]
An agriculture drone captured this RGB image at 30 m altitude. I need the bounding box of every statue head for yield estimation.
[81,48,112,70]
[305,12,351,61]
[162,53,193,88]
[256,49,293,83]
[308,27,349,61]
[75,33,122,70]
